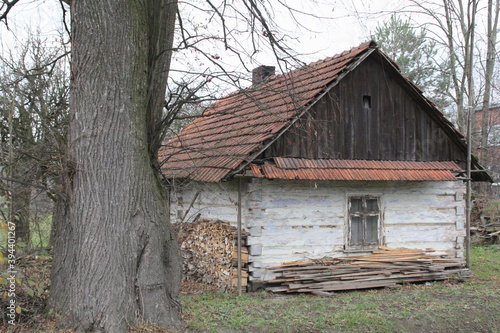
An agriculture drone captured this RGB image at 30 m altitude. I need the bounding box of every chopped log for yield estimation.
[173,220,249,293]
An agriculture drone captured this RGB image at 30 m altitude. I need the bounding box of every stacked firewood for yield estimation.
[172,220,249,292]
[266,247,469,295]
[471,220,500,244]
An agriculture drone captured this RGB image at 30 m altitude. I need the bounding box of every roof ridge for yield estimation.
[301,40,375,70]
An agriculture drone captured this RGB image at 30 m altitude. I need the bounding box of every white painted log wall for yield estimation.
[169,179,466,282]
[169,181,241,224]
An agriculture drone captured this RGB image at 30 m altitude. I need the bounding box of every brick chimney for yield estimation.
[252,65,275,85]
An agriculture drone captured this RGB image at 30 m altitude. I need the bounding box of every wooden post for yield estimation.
[465,0,478,269]
[466,106,472,269]
[466,1,477,269]
[237,177,242,296]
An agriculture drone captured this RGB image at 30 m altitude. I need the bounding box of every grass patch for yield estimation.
[182,245,500,333]
[471,244,500,283]
[0,245,497,332]
[0,213,52,250]
[28,213,52,248]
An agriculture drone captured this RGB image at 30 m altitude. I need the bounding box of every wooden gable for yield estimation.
[264,52,466,164]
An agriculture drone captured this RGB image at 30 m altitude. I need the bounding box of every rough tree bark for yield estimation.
[49,1,182,331]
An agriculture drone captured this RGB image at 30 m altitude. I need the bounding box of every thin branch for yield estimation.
[0,176,66,199]
[59,0,71,38]
[0,0,20,26]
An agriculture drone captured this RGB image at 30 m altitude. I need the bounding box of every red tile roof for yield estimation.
[159,41,377,182]
[249,158,462,182]
[159,41,489,183]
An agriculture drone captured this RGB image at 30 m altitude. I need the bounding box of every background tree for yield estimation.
[478,0,500,164]
[408,0,481,133]
[0,32,69,246]
[406,0,500,190]
[372,14,451,111]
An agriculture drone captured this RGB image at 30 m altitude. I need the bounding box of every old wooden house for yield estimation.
[159,41,490,287]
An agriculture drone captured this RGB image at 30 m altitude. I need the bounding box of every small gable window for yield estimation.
[363,95,371,109]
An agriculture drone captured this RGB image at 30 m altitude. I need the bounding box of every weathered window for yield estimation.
[348,196,380,248]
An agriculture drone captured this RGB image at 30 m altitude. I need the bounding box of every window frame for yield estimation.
[346,195,382,250]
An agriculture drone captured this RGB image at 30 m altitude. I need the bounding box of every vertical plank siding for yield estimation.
[266,54,465,163]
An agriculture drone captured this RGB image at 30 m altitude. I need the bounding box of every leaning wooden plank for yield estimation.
[308,273,382,282]
[349,263,429,270]
[297,280,399,292]
[311,290,335,297]
[279,268,334,276]
[341,255,429,261]
[427,266,446,272]
[269,258,339,269]
[331,273,425,284]
[378,246,400,251]
[266,278,296,283]
[378,246,435,253]
[330,270,449,285]
[284,268,362,278]
[281,266,362,273]
[349,259,432,265]
[278,266,335,271]
[267,261,318,269]
[371,250,426,255]
[285,273,363,282]
[266,286,290,293]
[272,264,348,272]
[392,274,450,284]
[351,264,410,270]
[363,251,427,255]
[338,270,396,280]
[288,274,397,290]
[341,272,449,286]
[431,258,464,263]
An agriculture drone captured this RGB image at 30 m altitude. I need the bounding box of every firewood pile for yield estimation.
[266,247,469,295]
[172,220,249,292]
[471,220,500,244]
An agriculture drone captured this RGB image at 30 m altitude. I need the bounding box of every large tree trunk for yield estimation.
[49,1,181,331]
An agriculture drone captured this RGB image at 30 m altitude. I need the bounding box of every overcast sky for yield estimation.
[0,0,405,91]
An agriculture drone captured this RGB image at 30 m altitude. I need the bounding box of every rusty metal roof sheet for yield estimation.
[160,41,376,182]
[250,158,462,182]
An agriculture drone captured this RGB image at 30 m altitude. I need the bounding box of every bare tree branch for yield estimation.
[0,0,20,26]
[0,176,66,199]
